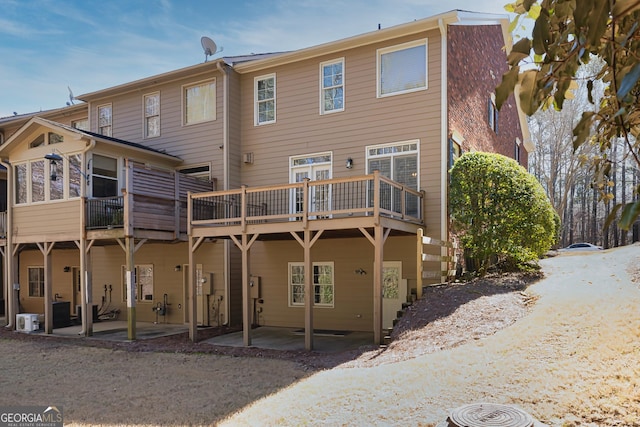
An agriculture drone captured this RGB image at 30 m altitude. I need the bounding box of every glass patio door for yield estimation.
[290,153,332,218]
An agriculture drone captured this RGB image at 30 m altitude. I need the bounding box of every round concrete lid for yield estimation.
[448,403,534,427]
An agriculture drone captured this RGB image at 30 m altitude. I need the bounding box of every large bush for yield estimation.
[450,152,559,274]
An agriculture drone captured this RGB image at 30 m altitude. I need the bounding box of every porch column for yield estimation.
[125,236,136,340]
[241,233,251,346]
[303,229,313,351]
[38,242,55,334]
[6,245,19,329]
[80,239,94,336]
[188,236,202,342]
[373,225,384,345]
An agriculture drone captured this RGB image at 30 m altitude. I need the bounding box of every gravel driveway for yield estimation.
[220,244,640,426]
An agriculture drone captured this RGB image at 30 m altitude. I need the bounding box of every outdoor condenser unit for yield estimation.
[16,314,39,332]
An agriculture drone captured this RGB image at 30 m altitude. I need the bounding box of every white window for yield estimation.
[184,79,216,125]
[144,92,160,138]
[72,118,89,131]
[14,152,84,204]
[92,154,118,198]
[488,95,499,133]
[320,58,344,114]
[122,264,154,302]
[367,140,419,216]
[255,74,276,125]
[289,152,332,216]
[288,262,334,307]
[28,267,44,297]
[98,104,112,136]
[377,39,428,97]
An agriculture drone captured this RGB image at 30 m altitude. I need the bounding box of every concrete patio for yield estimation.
[3,315,375,353]
[203,326,375,353]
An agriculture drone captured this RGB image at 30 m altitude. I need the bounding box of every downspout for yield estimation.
[216,61,231,326]
[0,158,13,328]
[438,18,448,243]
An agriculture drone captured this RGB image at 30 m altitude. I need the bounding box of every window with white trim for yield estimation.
[488,95,499,133]
[515,138,522,164]
[289,153,332,216]
[184,79,216,125]
[14,152,82,205]
[255,74,276,125]
[28,267,44,297]
[72,118,89,131]
[377,39,428,97]
[320,58,344,114]
[98,104,112,136]
[122,264,154,302]
[367,141,419,216]
[144,92,160,138]
[288,262,334,307]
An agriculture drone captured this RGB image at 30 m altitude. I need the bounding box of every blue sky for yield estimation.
[0,0,510,118]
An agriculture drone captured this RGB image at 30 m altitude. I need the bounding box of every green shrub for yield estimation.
[450,152,558,274]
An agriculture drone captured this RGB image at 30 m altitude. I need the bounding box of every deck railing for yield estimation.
[86,196,125,229]
[189,172,423,229]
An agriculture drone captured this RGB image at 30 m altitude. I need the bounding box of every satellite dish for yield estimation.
[201,36,223,62]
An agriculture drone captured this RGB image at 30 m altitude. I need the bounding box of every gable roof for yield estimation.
[0,116,182,164]
[232,10,510,74]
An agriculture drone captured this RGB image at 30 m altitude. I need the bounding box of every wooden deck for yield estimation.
[188,170,425,239]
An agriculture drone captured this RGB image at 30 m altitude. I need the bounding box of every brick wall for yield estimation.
[447,24,528,167]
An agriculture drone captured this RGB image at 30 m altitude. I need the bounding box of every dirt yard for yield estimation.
[0,244,638,426]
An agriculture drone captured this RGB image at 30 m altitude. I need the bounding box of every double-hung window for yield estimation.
[377,39,428,97]
[144,92,160,138]
[255,74,276,125]
[320,59,344,114]
[28,267,44,297]
[98,104,112,136]
[184,79,216,125]
[367,140,419,216]
[288,262,334,307]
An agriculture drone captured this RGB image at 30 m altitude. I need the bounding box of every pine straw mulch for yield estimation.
[0,271,542,371]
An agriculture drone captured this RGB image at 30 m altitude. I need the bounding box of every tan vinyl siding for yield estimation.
[13,201,81,241]
[91,241,226,324]
[250,236,416,331]
[89,71,226,187]
[18,249,83,314]
[239,30,443,234]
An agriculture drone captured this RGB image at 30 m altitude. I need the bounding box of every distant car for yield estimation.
[559,243,603,252]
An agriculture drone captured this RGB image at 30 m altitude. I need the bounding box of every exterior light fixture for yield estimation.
[45,153,63,181]
[43,150,90,185]
[346,157,353,169]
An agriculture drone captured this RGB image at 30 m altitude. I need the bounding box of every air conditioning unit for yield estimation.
[16,314,39,332]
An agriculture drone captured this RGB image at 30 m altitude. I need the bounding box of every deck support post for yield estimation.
[359,226,389,345]
[125,236,136,340]
[229,233,259,347]
[303,229,313,351]
[373,226,384,345]
[37,242,55,334]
